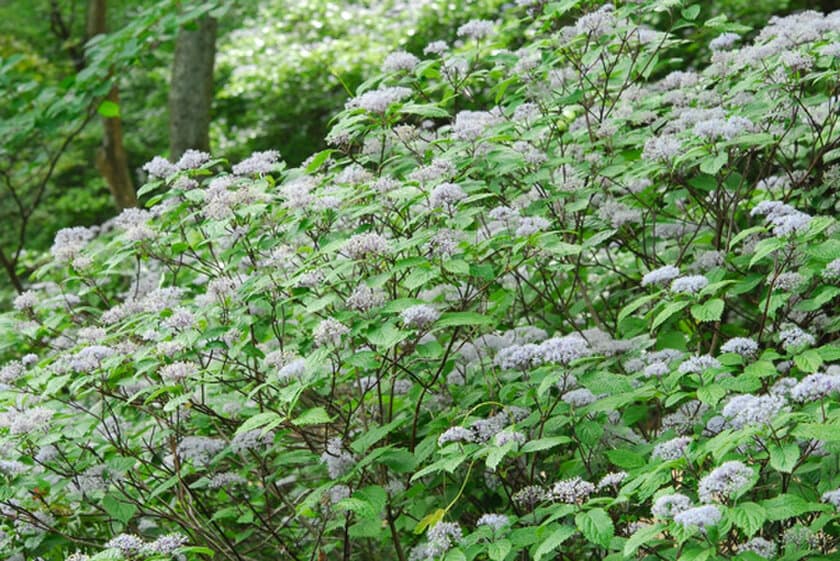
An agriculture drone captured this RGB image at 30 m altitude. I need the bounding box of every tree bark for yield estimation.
[87,0,137,209]
[169,14,217,161]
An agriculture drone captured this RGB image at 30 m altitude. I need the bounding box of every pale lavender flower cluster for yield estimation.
[457,19,494,40]
[159,361,196,383]
[642,134,682,163]
[651,493,692,518]
[562,388,597,407]
[721,393,786,429]
[476,513,509,531]
[597,471,627,490]
[738,537,776,558]
[693,116,754,141]
[400,304,440,329]
[429,182,467,208]
[778,325,815,351]
[346,87,412,113]
[346,284,386,312]
[720,337,759,357]
[321,437,354,479]
[452,110,502,141]
[551,476,595,504]
[512,485,547,511]
[652,436,692,460]
[789,372,840,402]
[12,290,38,312]
[51,226,94,265]
[176,149,211,170]
[232,150,281,175]
[823,258,840,281]
[437,426,474,446]
[383,51,419,72]
[698,461,753,503]
[426,521,463,557]
[670,275,709,294]
[177,436,225,466]
[673,505,721,529]
[313,318,350,346]
[231,429,274,453]
[677,354,721,374]
[710,32,740,51]
[750,201,812,237]
[143,156,178,179]
[821,488,840,509]
[0,361,24,384]
[343,232,390,259]
[641,265,681,287]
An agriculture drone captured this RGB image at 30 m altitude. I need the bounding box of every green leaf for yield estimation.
[488,539,511,561]
[414,508,445,534]
[697,384,726,406]
[794,350,823,373]
[652,301,689,330]
[769,443,800,473]
[618,294,659,323]
[436,312,494,327]
[292,407,331,426]
[729,502,766,536]
[691,298,724,322]
[681,5,700,20]
[533,525,576,561]
[624,523,664,557]
[605,449,646,469]
[304,149,334,173]
[575,508,614,548]
[791,422,840,442]
[750,238,784,267]
[699,151,727,174]
[102,494,137,524]
[366,322,410,348]
[399,103,450,118]
[98,100,120,118]
[236,412,282,436]
[520,436,571,453]
[762,493,823,521]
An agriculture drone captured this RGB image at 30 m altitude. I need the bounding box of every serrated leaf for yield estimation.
[488,539,511,561]
[533,525,576,561]
[575,508,614,548]
[236,412,282,436]
[102,494,137,524]
[750,238,784,267]
[520,436,571,453]
[730,502,765,536]
[762,493,823,521]
[618,294,659,323]
[292,407,331,426]
[691,298,724,322]
[367,322,410,348]
[794,350,823,373]
[436,312,494,327]
[652,301,689,330]
[624,522,664,557]
[769,443,799,473]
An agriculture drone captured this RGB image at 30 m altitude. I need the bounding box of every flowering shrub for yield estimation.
[1,2,840,561]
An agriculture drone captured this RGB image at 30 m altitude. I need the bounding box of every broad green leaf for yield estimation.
[533,525,576,561]
[102,494,137,524]
[575,508,614,548]
[292,407,331,426]
[769,443,800,473]
[730,502,766,536]
[98,100,120,118]
[691,298,724,322]
[436,312,494,327]
[652,301,689,330]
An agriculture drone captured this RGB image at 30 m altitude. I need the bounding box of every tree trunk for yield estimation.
[87,0,137,209]
[169,15,217,161]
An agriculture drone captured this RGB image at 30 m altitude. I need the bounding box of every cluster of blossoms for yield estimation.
[0,3,839,561]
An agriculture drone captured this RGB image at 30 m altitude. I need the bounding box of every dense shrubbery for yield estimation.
[1,1,840,560]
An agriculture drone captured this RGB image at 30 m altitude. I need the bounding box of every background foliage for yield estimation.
[0,1,839,561]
